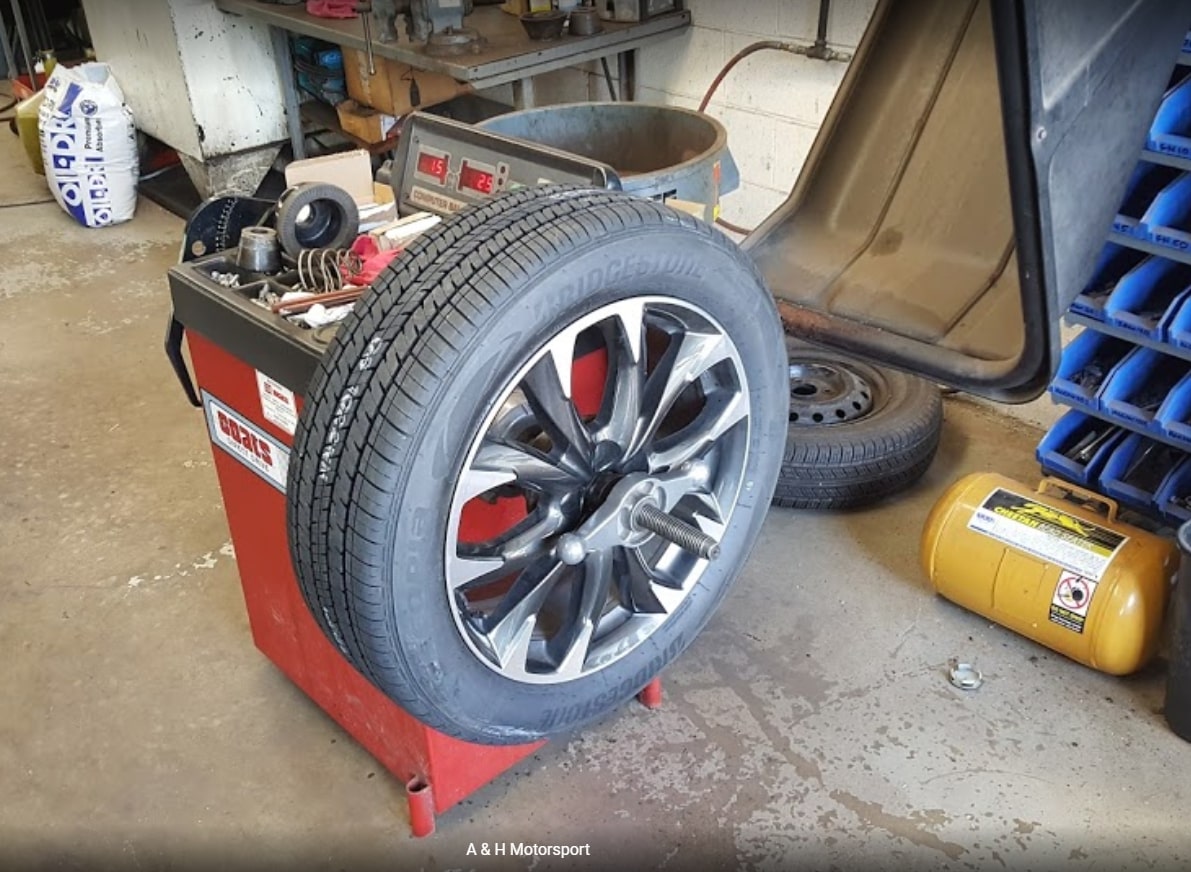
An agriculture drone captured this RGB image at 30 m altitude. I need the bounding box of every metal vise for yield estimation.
[406,0,475,42]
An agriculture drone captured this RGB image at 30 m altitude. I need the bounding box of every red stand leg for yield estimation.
[637,677,663,709]
[406,777,436,838]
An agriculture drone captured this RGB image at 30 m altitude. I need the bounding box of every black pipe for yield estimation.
[808,0,831,60]
[1166,522,1191,740]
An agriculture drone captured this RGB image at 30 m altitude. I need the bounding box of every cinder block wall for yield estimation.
[634,0,874,230]
[519,0,876,230]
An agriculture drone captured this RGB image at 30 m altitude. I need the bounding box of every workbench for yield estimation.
[213,0,691,159]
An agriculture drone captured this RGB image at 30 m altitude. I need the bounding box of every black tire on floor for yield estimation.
[773,342,943,510]
[288,187,788,744]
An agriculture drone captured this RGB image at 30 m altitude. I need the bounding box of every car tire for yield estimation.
[288,188,788,744]
[774,341,943,510]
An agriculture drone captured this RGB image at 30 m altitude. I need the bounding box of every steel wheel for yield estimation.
[788,358,876,425]
[446,297,751,684]
[774,342,943,510]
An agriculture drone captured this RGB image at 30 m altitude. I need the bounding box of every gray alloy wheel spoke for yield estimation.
[551,550,613,679]
[471,439,582,497]
[449,509,566,591]
[628,329,734,463]
[648,389,749,473]
[480,558,569,671]
[595,301,647,452]
[521,343,595,475]
[614,545,669,613]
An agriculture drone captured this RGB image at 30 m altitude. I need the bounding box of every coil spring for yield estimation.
[296,248,363,292]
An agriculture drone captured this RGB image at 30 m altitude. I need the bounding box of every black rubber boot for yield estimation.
[1165,522,1191,741]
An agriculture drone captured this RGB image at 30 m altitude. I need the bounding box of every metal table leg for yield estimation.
[0,9,17,83]
[617,47,637,102]
[8,0,35,85]
[269,25,306,160]
[512,76,536,110]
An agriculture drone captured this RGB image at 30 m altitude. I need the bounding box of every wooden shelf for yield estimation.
[300,101,400,154]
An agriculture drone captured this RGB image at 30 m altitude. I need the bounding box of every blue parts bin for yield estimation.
[1100,434,1183,513]
[1072,244,1149,321]
[1156,371,1191,448]
[1099,348,1190,429]
[1147,68,1191,161]
[1036,410,1126,486]
[1103,256,1191,340]
[1048,330,1134,410]
[1156,458,1191,523]
[1116,163,1181,238]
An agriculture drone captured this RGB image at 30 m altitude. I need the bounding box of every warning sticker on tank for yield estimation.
[1048,571,1099,633]
[967,489,1126,582]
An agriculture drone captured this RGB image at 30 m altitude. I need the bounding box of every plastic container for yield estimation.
[1071,244,1148,322]
[1048,330,1135,411]
[479,103,739,210]
[15,90,45,176]
[1155,457,1191,523]
[1165,293,1191,351]
[1100,433,1183,511]
[1156,370,1191,448]
[1100,347,1189,429]
[1103,255,1191,341]
[1116,163,1181,239]
[1036,409,1126,486]
[1146,68,1191,160]
[1140,172,1191,253]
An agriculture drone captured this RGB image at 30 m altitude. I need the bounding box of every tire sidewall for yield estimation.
[364,231,786,741]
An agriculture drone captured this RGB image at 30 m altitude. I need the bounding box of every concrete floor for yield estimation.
[3,126,1190,872]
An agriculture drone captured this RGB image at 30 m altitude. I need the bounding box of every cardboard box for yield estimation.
[335,99,399,145]
[343,49,470,117]
[284,149,375,205]
[501,0,553,13]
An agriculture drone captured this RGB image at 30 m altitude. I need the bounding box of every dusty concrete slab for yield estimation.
[1,127,1188,871]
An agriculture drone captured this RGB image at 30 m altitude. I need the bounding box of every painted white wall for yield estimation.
[80,0,287,159]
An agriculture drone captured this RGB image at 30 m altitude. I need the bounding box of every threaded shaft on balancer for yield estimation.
[633,503,721,560]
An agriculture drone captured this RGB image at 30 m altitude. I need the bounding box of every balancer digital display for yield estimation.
[458,160,496,196]
[416,151,449,184]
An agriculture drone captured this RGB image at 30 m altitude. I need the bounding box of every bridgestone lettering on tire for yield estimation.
[287,187,787,744]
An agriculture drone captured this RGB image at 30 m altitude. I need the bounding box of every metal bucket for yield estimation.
[479,102,739,211]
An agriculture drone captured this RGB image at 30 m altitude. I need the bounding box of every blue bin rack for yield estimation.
[1036,410,1127,486]
[1042,36,1191,523]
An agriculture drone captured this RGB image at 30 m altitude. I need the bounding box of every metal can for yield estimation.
[921,474,1178,675]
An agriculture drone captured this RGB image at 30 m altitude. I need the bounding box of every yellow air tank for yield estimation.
[921,474,1178,675]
